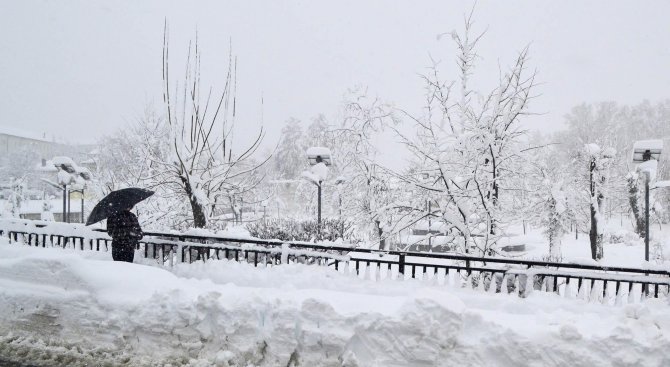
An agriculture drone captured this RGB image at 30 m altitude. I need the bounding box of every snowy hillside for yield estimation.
[1,239,669,367]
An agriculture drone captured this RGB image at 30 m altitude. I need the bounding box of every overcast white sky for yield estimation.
[1,1,670,153]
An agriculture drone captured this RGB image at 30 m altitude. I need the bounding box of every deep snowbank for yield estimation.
[1,240,670,367]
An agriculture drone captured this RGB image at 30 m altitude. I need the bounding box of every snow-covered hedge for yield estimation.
[246,218,353,242]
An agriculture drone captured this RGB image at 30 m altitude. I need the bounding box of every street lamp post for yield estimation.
[632,140,663,296]
[645,171,650,261]
[304,147,332,230]
[53,157,77,223]
[62,184,68,222]
[317,181,322,224]
[632,140,663,263]
[53,157,92,223]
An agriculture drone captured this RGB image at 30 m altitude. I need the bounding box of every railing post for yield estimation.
[178,236,185,263]
[398,253,406,279]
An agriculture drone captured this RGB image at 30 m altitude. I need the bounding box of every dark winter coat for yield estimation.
[107,210,143,248]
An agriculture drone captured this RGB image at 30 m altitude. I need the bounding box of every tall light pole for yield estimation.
[632,140,663,296]
[53,157,91,223]
[67,173,91,223]
[632,140,663,263]
[53,157,76,223]
[304,147,332,230]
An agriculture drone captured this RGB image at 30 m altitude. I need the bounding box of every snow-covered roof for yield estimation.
[0,125,51,142]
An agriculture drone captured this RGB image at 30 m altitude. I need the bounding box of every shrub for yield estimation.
[246,218,354,242]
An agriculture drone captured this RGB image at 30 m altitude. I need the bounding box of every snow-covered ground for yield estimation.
[499,221,670,268]
[1,237,670,367]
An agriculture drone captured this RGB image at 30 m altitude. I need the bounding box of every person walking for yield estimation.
[107,206,143,263]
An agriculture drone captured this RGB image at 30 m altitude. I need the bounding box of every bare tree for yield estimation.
[159,25,268,228]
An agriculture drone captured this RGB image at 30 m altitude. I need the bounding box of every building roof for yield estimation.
[0,125,52,142]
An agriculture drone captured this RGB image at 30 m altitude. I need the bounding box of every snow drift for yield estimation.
[1,240,670,367]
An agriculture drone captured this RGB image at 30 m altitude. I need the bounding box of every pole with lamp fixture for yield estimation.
[53,157,77,223]
[631,139,663,296]
[631,140,663,263]
[303,147,332,231]
[69,167,91,223]
[52,157,92,223]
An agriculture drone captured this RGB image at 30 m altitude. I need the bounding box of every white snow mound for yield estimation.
[1,242,670,366]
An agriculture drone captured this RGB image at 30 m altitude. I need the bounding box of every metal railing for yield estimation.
[1,219,668,304]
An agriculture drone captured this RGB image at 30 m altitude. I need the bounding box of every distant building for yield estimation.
[0,126,94,163]
[0,126,98,222]
[15,199,81,222]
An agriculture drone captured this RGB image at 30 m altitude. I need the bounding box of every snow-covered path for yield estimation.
[1,239,669,367]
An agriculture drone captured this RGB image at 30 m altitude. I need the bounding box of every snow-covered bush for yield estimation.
[246,218,353,242]
[606,229,642,246]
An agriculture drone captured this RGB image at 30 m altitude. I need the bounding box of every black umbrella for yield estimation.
[86,188,154,226]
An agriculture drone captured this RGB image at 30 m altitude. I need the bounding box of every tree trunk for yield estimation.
[375,219,385,250]
[547,198,562,260]
[183,178,207,228]
[627,174,646,238]
[488,145,499,235]
[189,198,207,228]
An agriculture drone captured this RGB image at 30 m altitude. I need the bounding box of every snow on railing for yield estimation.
[0,218,352,268]
[1,218,668,304]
